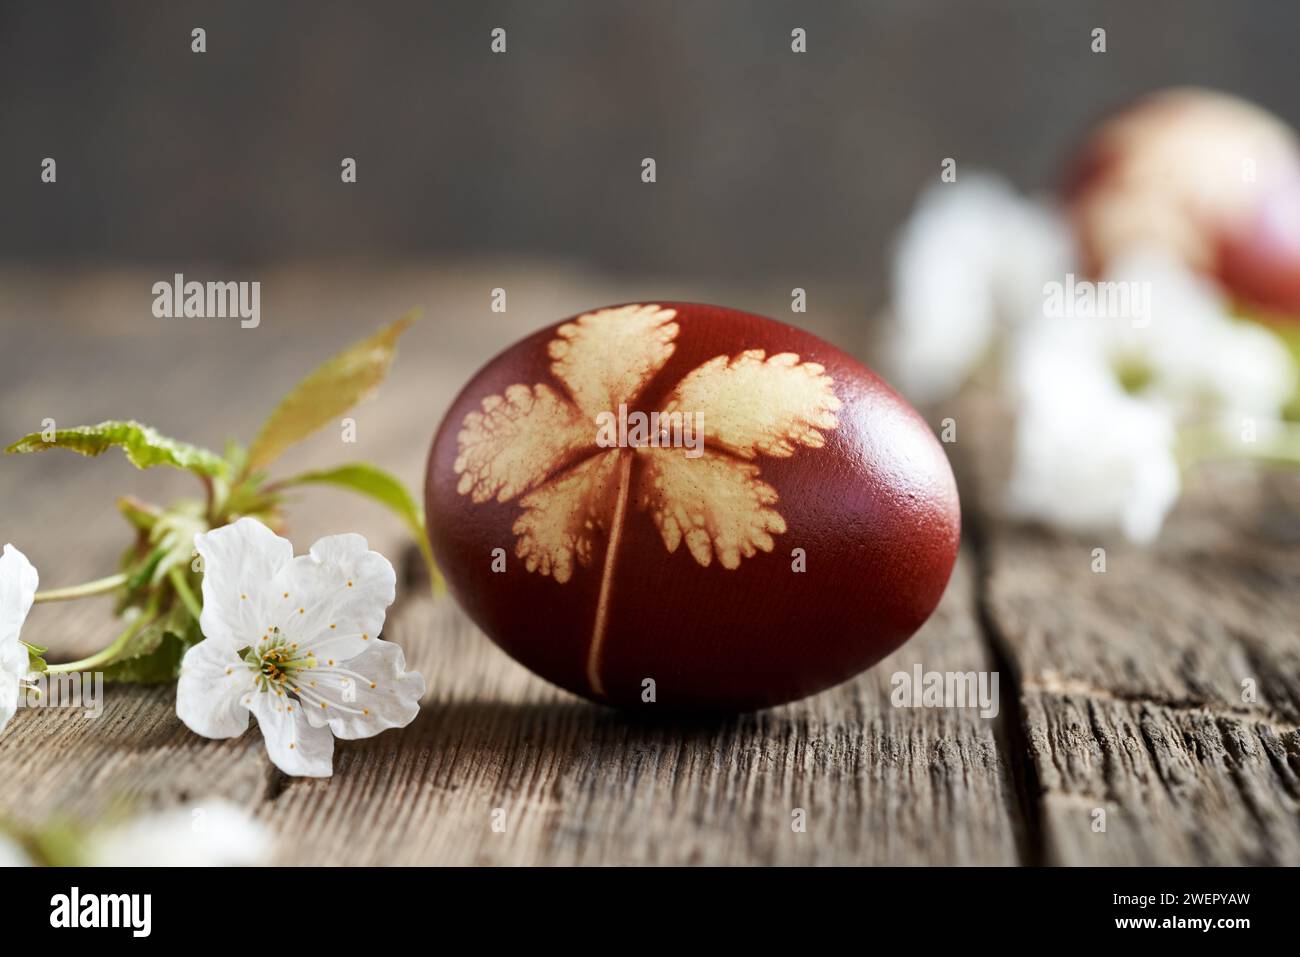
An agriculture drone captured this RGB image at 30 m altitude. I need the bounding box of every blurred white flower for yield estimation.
[1096,250,1296,420]
[0,544,39,735]
[881,114,1300,546]
[1005,364,1181,544]
[84,799,269,867]
[884,173,1075,402]
[1001,247,1297,542]
[1007,305,1111,404]
[177,518,425,778]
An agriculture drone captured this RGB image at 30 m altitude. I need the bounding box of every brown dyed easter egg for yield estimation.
[425,303,960,711]
[1065,87,1300,317]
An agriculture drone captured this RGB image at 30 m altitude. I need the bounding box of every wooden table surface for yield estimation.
[1,263,1297,866]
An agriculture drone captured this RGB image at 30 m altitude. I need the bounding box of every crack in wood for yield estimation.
[968,518,1049,867]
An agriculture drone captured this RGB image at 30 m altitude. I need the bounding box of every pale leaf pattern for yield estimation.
[637,449,785,569]
[547,304,680,416]
[662,350,842,458]
[452,304,841,691]
[454,304,840,578]
[513,449,623,583]
[454,383,588,503]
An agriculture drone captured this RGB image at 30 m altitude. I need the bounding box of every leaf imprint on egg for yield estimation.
[453,304,842,695]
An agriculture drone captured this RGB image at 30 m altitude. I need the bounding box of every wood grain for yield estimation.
[2,267,1298,865]
[261,553,1020,865]
[959,392,1300,865]
[0,553,1022,865]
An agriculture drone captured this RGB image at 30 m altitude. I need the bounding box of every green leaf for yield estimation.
[5,420,226,477]
[101,630,192,683]
[279,461,444,594]
[244,313,416,474]
[222,438,248,476]
[124,547,166,593]
[22,640,47,674]
[117,495,161,532]
[101,602,201,684]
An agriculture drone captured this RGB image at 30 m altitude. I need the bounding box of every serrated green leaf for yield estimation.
[5,420,226,477]
[244,313,415,474]
[279,461,444,594]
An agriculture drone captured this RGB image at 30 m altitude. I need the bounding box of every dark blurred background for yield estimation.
[3,0,1298,281]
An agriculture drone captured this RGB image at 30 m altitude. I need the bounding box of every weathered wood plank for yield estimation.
[13,267,1298,866]
[0,598,274,828]
[262,554,1022,865]
[1022,693,1300,866]
[1,268,1018,865]
[958,391,1300,865]
[0,553,1021,866]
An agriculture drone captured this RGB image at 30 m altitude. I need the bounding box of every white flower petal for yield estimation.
[0,640,30,733]
[270,533,396,663]
[1098,250,1296,419]
[1120,445,1183,544]
[1203,321,1297,420]
[0,545,37,736]
[300,639,425,740]
[247,690,335,777]
[1007,314,1116,405]
[176,639,252,739]
[885,173,1075,403]
[0,544,38,649]
[84,799,270,867]
[0,681,17,735]
[195,518,294,650]
[1006,383,1181,544]
[180,524,415,777]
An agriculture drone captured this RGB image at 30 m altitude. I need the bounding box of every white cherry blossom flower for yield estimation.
[1005,344,1181,543]
[177,518,425,778]
[1095,250,1296,421]
[0,544,39,735]
[883,162,1299,546]
[1000,248,1298,543]
[883,172,1076,403]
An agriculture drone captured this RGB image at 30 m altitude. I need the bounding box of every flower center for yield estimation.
[245,629,316,693]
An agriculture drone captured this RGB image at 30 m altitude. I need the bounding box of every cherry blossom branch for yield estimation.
[167,566,203,620]
[4,315,438,684]
[33,573,127,604]
[44,602,158,675]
